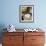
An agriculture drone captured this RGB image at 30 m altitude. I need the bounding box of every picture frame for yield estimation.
[19,5,34,23]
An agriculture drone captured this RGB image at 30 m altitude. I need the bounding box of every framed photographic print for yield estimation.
[19,5,34,23]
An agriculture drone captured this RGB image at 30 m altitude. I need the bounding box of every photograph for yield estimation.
[19,5,34,23]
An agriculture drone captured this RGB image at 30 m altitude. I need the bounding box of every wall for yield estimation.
[0,0,46,29]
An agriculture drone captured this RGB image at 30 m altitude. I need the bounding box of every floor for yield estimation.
[0,44,2,46]
[0,44,46,46]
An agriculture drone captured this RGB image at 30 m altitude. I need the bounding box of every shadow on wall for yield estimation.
[0,24,7,43]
